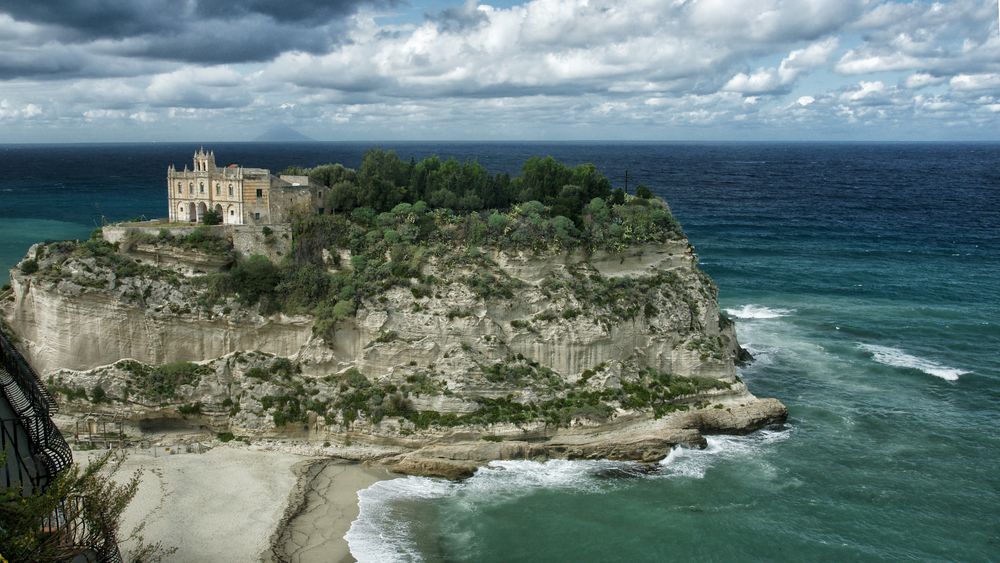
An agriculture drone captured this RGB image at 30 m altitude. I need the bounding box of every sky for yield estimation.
[0,0,998,142]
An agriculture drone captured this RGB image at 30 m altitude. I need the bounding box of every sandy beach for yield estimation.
[83,445,390,562]
[267,460,394,563]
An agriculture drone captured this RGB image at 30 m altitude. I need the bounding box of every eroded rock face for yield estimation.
[4,236,786,478]
[7,270,312,375]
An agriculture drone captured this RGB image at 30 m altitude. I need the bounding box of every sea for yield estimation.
[1,142,998,561]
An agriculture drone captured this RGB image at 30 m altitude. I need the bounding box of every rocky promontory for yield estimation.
[1,154,787,479]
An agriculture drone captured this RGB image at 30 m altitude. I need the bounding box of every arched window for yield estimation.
[177,182,182,194]
[228,184,233,196]
[199,182,205,194]
[189,182,194,192]
[216,183,221,195]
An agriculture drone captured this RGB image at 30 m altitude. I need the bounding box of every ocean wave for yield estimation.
[346,476,452,563]
[348,432,790,561]
[725,304,794,319]
[659,428,791,479]
[857,343,968,381]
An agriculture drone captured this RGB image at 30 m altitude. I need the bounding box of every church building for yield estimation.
[167,148,325,225]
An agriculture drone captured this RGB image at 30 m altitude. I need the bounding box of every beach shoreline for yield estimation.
[267,458,395,563]
[83,443,394,563]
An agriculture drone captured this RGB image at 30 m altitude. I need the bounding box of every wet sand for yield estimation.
[268,460,394,563]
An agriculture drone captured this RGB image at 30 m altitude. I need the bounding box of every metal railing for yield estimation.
[0,333,72,490]
[1,331,122,562]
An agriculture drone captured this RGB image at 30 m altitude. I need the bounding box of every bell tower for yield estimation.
[193,147,217,172]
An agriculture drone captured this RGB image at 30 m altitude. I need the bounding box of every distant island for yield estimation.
[254,125,315,143]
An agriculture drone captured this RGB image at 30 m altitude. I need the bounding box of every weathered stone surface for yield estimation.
[4,233,789,476]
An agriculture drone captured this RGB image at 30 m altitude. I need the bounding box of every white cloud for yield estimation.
[903,73,946,89]
[841,80,886,102]
[0,99,43,119]
[779,37,839,81]
[1,0,999,140]
[950,73,1000,91]
[835,51,922,74]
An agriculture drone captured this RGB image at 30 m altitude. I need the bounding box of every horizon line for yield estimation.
[2,139,1000,146]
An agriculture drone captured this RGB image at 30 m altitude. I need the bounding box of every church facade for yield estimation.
[167,148,324,225]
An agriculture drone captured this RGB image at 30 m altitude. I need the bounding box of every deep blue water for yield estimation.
[2,142,999,561]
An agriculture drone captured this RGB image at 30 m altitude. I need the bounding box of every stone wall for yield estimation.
[102,223,223,245]
[103,223,291,263]
[230,224,292,262]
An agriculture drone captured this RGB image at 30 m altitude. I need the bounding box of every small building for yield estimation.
[167,149,325,225]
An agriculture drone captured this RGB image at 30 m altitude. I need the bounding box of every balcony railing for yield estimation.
[1,331,122,562]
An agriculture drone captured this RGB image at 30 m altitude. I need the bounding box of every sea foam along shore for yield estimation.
[84,444,392,563]
[345,428,793,562]
[268,459,394,563]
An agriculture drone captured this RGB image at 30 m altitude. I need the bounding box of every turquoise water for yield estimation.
[1,143,998,560]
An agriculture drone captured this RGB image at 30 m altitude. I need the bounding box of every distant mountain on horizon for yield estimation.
[253,125,315,142]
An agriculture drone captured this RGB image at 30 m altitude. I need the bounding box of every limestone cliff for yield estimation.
[3,225,786,479]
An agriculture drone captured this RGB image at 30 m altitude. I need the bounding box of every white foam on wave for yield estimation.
[858,343,968,381]
[725,304,794,320]
[347,432,791,561]
[346,476,453,563]
[659,429,791,479]
[346,459,630,562]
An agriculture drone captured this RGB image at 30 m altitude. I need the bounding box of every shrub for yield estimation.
[228,255,280,305]
[90,385,108,403]
[217,432,235,442]
[19,259,39,275]
[129,361,206,401]
[202,209,222,225]
[245,367,268,380]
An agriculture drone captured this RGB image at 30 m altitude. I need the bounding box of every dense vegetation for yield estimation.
[233,359,729,430]
[218,152,684,335]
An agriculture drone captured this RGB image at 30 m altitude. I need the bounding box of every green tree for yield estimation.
[228,255,280,305]
[358,149,410,211]
[202,209,222,225]
[326,181,362,214]
[309,163,357,188]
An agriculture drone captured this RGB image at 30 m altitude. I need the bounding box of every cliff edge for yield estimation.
[2,157,787,479]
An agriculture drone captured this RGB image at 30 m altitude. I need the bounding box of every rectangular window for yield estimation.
[256,189,263,200]
[254,212,261,220]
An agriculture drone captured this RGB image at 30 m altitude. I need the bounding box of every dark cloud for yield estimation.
[0,1,177,38]
[194,0,389,23]
[428,1,487,33]
[0,0,386,65]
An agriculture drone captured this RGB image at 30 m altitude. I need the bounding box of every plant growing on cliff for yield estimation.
[0,451,175,562]
[119,360,208,402]
[18,259,38,275]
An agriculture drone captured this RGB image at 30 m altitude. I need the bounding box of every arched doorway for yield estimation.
[188,202,197,223]
[214,204,224,224]
[196,202,207,223]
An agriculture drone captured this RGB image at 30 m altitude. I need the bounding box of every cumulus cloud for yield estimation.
[0,0,998,140]
[724,37,839,94]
